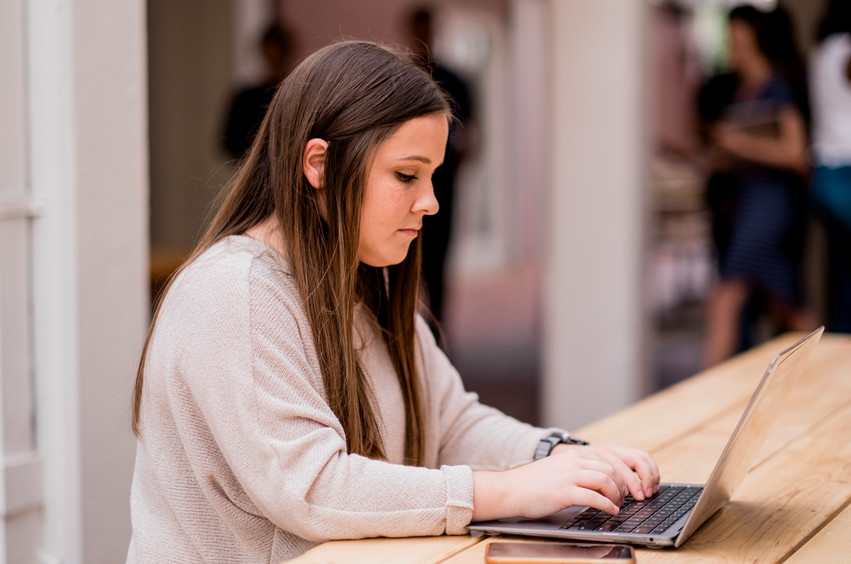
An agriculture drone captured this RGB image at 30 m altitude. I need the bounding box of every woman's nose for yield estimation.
[414,182,439,216]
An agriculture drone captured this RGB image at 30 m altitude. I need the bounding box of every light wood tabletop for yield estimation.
[288,332,851,563]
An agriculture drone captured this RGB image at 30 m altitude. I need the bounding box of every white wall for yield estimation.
[12,0,148,562]
[0,0,41,560]
[542,0,652,430]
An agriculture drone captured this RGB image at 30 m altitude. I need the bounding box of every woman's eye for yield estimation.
[396,172,417,183]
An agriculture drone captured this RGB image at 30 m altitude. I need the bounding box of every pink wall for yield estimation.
[277,0,508,61]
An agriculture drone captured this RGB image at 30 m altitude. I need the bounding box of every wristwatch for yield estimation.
[533,431,589,460]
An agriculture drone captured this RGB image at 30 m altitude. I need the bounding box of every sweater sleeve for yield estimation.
[163,255,474,542]
[415,317,561,471]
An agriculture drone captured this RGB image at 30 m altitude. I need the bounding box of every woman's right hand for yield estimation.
[471,445,659,522]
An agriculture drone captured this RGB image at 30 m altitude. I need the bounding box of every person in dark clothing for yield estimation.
[223,24,295,160]
[407,7,474,334]
[701,6,818,367]
[698,71,767,353]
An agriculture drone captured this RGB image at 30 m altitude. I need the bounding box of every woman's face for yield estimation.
[728,19,761,71]
[358,113,448,267]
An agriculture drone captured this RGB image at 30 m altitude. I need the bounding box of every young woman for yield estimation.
[701,6,818,368]
[128,41,659,563]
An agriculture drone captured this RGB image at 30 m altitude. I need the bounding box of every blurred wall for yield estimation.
[2,0,148,561]
[780,0,826,55]
[279,0,508,61]
[148,0,234,261]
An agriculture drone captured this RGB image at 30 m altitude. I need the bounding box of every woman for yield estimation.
[702,6,817,368]
[810,0,851,333]
[128,41,659,562]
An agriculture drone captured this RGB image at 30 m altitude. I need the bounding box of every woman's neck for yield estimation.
[244,217,287,258]
[739,56,773,92]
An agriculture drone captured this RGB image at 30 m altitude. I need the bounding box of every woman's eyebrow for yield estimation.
[397,155,432,164]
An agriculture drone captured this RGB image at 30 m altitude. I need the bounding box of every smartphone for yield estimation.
[484,541,636,564]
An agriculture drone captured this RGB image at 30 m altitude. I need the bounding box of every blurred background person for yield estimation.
[701,5,817,368]
[809,0,851,333]
[696,64,759,354]
[223,22,296,160]
[407,5,474,335]
[696,49,772,358]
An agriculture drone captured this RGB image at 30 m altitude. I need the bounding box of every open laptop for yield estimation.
[469,326,824,548]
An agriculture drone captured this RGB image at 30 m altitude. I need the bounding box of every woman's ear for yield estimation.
[303,138,328,189]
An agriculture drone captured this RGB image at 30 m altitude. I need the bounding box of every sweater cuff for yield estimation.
[440,464,474,535]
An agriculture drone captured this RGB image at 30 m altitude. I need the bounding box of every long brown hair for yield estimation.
[133,41,451,466]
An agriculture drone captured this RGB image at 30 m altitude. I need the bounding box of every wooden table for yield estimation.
[289,333,851,563]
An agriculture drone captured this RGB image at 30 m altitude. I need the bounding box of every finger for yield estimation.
[593,451,646,501]
[569,447,660,499]
[617,450,661,498]
[584,447,659,498]
[629,452,661,497]
[566,486,620,516]
[571,467,625,511]
[612,456,647,501]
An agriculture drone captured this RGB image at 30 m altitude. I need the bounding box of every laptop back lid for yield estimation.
[674,326,824,546]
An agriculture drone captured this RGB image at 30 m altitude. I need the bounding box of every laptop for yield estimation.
[469,326,824,548]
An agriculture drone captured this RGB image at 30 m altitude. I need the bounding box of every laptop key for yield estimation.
[580,519,610,531]
[650,491,701,533]
[597,519,624,532]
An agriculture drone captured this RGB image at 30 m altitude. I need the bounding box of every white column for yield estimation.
[28,0,149,562]
[0,0,43,561]
[542,0,652,430]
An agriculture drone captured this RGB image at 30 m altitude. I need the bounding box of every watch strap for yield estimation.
[533,432,588,460]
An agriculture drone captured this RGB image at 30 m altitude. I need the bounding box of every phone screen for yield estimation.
[485,541,635,563]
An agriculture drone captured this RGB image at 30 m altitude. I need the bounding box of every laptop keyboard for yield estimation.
[560,485,703,535]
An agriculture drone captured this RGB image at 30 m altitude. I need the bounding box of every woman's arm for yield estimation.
[416,316,550,470]
[713,106,809,174]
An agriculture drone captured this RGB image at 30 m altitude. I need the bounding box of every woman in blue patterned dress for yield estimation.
[702,5,818,367]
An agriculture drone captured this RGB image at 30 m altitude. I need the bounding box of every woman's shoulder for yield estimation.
[165,236,299,318]
[761,74,804,108]
[178,235,289,283]
[189,235,290,276]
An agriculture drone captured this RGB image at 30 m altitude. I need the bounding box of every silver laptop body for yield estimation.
[468,327,824,548]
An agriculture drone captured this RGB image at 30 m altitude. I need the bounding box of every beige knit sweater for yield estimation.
[128,236,551,563]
